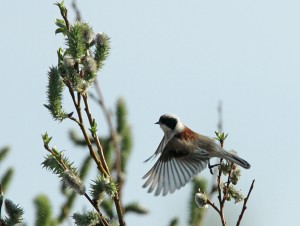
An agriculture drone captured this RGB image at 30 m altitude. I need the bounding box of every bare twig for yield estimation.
[236,179,255,226]
[206,199,220,214]
[82,93,110,176]
[56,1,71,32]
[216,159,226,226]
[91,81,126,189]
[210,102,223,195]
[92,80,122,177]
[221,163,234,206]
[43,144,68,170]
[82,92,125,226]
[90,81,125,191]
[217,137,226,226]
[65,83,109,177]
[84,193,109,226]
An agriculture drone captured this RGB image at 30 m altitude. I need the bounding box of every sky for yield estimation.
[1,0,300,225]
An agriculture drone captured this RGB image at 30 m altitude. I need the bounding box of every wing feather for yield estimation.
[166,161,176,194]
[148,161,163,193]
[144,136,166,162]
[162,161,170,196]
[143,134,209,196]
[169,159,181,192]
[154,165,164,196]
[175,159,189,185]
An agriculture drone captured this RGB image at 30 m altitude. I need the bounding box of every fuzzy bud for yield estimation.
[63,55,76,68]
[93,32,110,70]
[230,168,241,185]
[75,80,89,93]
[73,211,99,226]
[82,56,97,74]
[195,189,208,208]
[90,175,117,203]
[95,32,109,46]
[82,27,94,44]
[223,184,244,204]
[62,170,86,195]
[219,150,239,176]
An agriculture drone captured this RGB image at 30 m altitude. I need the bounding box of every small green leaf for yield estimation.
[55,28,66,35]
[57,48,64,62]
[54,19,67,35]
[55,19,66,28]
[42,133,52,146]
[214,131,228,142]
[89,119,97,136]
[55,1,67,17]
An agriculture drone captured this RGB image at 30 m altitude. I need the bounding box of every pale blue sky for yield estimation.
[1,0,300,225]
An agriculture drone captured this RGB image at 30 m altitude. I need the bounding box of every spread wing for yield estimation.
[142,136,210,196]
[144,136,167,162]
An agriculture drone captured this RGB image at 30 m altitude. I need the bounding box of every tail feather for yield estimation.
[219,149,251,169]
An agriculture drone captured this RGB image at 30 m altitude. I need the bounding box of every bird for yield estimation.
[142,114,251,196]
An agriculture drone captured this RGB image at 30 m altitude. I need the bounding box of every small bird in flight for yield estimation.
[142,114,251,196]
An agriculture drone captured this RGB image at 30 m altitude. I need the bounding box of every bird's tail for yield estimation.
[218,148,251,169]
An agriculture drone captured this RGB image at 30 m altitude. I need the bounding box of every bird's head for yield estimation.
[155,114,185,134]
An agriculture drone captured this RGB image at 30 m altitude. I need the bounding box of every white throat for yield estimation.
[160,119,185,139]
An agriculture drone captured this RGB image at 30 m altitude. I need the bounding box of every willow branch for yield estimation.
[216,138,226,226]
[221,163,234,206]
[216,158,226,226]
[44,144,68,170]
[209,102,224,196]
[206,199,220,214]
[236,179,255,226]
[84,193,109,226]
[67,3,125,224]
[82,93,110,176]
[91,81,125,201]
[92,80,122,180]
[65,83,108,177]
[82,92,125,226]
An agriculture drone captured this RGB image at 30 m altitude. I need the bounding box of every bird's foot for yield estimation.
[208,161,221,175]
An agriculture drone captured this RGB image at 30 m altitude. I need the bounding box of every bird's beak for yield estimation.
[155,121,160,125]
